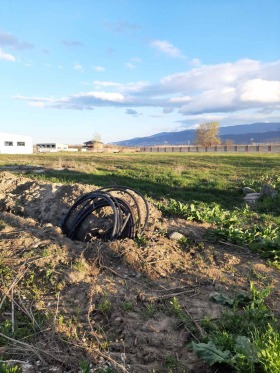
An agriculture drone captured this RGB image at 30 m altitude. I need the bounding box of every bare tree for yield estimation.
[224,139,234,146]
[195,122,221,147]
[92,132,102,144]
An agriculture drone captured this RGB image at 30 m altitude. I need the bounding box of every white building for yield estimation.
[37,143,69,152]
[0,132,33,154]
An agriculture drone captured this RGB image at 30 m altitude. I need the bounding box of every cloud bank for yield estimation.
[14,59,280,125]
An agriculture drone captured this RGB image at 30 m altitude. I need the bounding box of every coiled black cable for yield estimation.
[60,186,149,241]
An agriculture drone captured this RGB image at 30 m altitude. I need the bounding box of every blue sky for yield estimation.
[0,0,279,144]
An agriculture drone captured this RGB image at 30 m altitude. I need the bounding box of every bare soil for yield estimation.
[0,171,279,373]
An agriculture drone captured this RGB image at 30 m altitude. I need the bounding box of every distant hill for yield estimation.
[114,122,280,146]
[220,131,280,144]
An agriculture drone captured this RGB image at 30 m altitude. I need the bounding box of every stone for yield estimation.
[169,231,185,241]
[260,184,278,198]
[244,192,260,204]
[43,222,53,228]
[243,187,255,194]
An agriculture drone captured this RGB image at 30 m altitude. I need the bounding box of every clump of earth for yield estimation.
[0,171,279,372]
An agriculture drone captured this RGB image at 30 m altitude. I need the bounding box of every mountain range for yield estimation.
[114,122,280,147]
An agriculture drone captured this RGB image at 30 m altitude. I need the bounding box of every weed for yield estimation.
[79,361,90,373]
[121,302,134,312]
[193,283,280,372]
[135,233,147,246]
[72,260,86,272]
[96,368,113,373]
[159,195,280,265]
[254,323,280,373]
[164,354,178,369]
[169,297,186,322]
[97,299,112,315]
[0,364,21,373]
[145,303,156,318]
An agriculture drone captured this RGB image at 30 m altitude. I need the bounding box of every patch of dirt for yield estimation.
[0,171,279,372]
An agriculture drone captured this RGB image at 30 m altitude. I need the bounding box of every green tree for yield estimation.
[195,122,221,147]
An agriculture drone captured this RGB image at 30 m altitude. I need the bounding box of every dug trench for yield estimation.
[0,171,279,372]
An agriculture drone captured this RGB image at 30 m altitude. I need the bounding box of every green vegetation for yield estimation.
[193,284,280,372]
[0,152,279,209]
[159,197,280,265]
[0,364,21,373]
[1,152,279,263]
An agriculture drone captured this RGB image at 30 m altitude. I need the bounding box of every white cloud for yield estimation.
[150,39,184,58]
[125,62,135,69]
[240,79,280,103]
[0,48,16,61]
[83,91,124,102]
[93,65,105,72]
[93,80,149,93]
[170,96,191,103]
[74,63,83,71]
[14,59,280,120]
[158,59,261,94]
[125,57,142,69]
[190,58,202,67]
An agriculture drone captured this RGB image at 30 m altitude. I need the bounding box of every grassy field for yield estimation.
[1,152,279,208]
[1,151,280,262]
[0,151,280,372]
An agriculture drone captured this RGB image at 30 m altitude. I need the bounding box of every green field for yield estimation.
[1,152,279,208]
[1,152,280,263]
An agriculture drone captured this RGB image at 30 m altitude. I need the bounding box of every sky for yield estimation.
[0,0,280,145]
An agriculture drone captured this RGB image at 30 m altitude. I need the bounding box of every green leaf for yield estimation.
[209,292,235,306]
[235,336,258,362]
[192,341,231,365]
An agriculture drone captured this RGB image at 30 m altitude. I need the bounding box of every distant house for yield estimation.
[0,132,33,154]
[83,140,104,152]
[37,143,69,152]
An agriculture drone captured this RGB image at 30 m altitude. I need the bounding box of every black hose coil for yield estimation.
[60,186,149,241]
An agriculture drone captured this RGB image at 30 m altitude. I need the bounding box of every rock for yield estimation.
[260,184,278,198]
[21,363,35,373]
[54,226,63,234]
[244,192,261,204]
[169,231,184,241]
[43,223,53,228]
[243,187,254,194]
[33,169,45,174]
[49,367,63,373]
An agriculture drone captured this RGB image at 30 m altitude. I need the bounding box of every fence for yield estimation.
[140,144,280,153]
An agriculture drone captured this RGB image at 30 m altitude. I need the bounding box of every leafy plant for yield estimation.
[192,341,231,365]
[193,284,280,372]
[79,361,90,373]
[169,297,185,321]
[0,363,21,373]
[145,303,156,318]
[97,299,112,315]
[121,302,134,312]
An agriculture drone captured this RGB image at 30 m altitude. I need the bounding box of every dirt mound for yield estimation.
[1,171,279,372]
